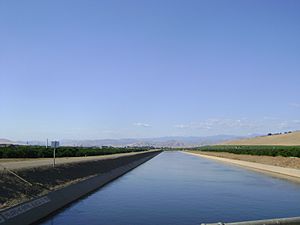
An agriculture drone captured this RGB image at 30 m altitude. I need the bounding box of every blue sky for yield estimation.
[1,0,300,140]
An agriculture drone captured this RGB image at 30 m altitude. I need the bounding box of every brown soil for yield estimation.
[189,151,300,169]
[222,131,300,146]
[0,151,161,210]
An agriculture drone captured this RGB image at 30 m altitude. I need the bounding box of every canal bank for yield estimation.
[203,216,300,225]
[0,150,161,225]
[184,151,300,183]
[38,151,300,225]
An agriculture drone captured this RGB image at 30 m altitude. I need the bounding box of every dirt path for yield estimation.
[0,151,154,171]
[184,151,300,182]
[187,151,300,169]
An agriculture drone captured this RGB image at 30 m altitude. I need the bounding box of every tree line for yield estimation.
[193,145,300,157]
[0,145,154,158]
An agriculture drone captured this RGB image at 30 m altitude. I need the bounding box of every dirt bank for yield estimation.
[185,151,300,183]
[0,151,152,171]
[0,150,161,210]
[222,131,300,146]
[188,151,300,169]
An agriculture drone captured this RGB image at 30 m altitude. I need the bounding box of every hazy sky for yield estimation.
[1,0,300,140]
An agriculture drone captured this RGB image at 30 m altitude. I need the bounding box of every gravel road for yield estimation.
[0,151,151,171]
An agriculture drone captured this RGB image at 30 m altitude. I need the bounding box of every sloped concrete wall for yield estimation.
[0,151,161,225]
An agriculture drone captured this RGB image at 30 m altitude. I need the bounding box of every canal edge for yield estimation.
[0,150,162,225]
[183,151,300,184]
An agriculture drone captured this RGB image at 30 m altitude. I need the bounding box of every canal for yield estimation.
[39,151,300,225]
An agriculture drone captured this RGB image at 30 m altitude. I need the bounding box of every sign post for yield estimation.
[51,141,59,168]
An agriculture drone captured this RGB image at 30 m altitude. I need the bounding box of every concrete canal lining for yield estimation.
[184,151,300,183]
[203,216,300,225]
[0,150,161,225]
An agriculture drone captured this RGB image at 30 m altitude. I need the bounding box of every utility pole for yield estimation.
[51,141,59,168]
[53,146,56,167]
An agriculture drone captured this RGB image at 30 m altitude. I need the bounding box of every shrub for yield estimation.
[194,145,300,158]
[0,145,153,158]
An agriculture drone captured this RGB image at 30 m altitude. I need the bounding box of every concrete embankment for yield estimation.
[184,151,300,183]
[0,150,161,225]
[203,216,300,225]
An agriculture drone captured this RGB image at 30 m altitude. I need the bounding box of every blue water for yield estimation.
[39,151,300,225]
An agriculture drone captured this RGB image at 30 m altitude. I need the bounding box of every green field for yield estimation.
[0,145,153,158]
[193,145,300,157]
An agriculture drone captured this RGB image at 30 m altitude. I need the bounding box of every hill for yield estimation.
[223,131,300,146]
[1,135,247,148]
[12,135,243,148]
[60,135,242,148]
[0,138,13,145]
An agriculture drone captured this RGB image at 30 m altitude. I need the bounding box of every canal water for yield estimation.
[39,151,300,225]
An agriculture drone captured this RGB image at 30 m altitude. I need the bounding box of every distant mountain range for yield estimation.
[1,134,255,147]
[26,135,247,147]
[64,135,245,148]
[0,138,14,145]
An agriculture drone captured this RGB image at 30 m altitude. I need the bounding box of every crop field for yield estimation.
[194,145,300,157]
[0,145,153,158]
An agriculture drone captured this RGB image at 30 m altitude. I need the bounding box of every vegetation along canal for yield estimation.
[38,151,300,225]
